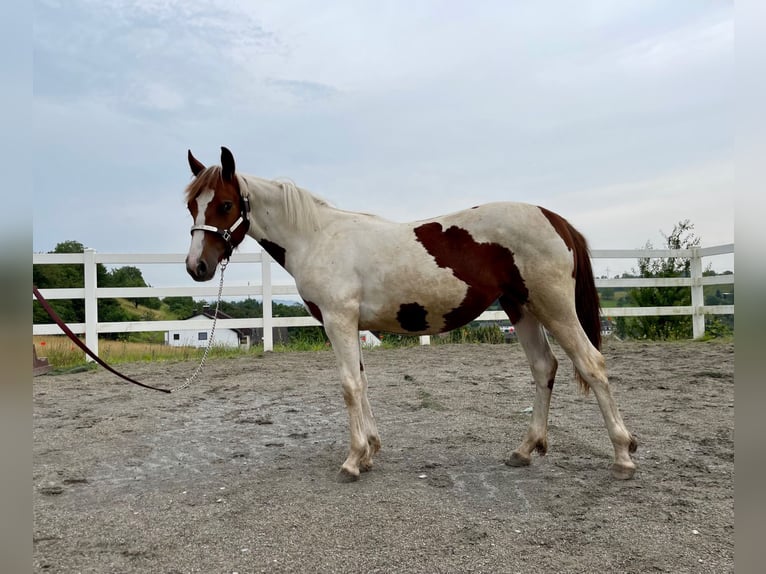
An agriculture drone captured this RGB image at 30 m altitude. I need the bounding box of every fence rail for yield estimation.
[33,244,734,356]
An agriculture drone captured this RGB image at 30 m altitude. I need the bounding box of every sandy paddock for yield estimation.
[34,340,733,573]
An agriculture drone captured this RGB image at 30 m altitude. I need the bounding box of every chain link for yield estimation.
[169,259,228,392]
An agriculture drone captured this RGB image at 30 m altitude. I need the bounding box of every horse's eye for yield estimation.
[221,202,233,214]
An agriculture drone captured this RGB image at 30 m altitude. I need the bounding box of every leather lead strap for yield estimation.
[33,286,172,393]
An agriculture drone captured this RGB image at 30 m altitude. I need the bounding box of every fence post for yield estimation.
[261,249,274,351]
[690,248,705,339]
[83,248,98,360]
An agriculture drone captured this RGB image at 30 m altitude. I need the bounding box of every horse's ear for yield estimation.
[221,147,236,181]
[188,150,205,176]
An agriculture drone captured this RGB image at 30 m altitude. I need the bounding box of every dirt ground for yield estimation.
[33,340,734,574]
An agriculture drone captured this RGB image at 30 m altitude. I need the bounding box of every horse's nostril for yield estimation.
[196,260,207,277]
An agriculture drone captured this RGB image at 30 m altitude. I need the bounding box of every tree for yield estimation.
[33,241,155,333]
[163,296,198,318]
[105,266,162,309]
[615,220,699,340]
[33,240,89,324]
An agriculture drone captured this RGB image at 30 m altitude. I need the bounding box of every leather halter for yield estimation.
[190,191,251,258]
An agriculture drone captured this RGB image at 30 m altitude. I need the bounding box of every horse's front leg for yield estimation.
[357,339,381,471]
[323,313,381,480]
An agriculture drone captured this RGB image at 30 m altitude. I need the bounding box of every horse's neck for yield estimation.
[241,175,327,261]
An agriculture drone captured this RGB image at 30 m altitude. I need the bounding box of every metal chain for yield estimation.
[169,259,228,392]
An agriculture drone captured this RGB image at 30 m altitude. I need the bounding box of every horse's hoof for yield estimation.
[505,451,531,467]
[611,462,636,480]
[338,465,360,483]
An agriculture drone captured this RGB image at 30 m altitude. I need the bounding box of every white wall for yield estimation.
[165,315,241,348]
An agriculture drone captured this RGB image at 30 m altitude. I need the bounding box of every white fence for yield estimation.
[33,244,734,357]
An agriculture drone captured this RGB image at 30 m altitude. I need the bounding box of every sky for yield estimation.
[32,0,734,290]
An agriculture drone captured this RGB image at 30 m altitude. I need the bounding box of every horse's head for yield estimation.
[184,147,251,281]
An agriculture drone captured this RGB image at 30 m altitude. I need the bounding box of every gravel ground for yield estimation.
[33,340,734,573]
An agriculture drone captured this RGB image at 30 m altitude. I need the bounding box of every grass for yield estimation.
[33,336,267,370]
[32,328,509,372]
[35,326,733,372]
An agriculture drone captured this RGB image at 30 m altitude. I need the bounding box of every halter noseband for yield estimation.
[190,193,251,258]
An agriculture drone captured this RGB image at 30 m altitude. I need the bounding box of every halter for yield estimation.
[190,191,251,258]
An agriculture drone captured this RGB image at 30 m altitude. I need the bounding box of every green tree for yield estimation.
[33,240,90,324]
[163,296,198,318]
[106,265,162,309]
[33,241,146,335]
[615,220,699,340]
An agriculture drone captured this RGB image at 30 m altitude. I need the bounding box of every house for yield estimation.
[165,308,252,349]
[359,330,382,348]
[165,307,291,349]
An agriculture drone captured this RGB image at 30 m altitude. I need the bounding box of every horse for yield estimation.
[183,147,638,481]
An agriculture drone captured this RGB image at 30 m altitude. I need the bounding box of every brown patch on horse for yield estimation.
[414,222,529,331]
[498,294,523,325]
[538,207,577,276]
[303,300,323,324]
[397,302,429,332]
[260,239,287,268]
[537,206,601,349]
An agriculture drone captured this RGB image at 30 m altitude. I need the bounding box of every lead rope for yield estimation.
[169,259,228,393]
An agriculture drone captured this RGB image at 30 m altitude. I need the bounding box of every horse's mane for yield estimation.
[272,178,329,232]
[185,167,328,233]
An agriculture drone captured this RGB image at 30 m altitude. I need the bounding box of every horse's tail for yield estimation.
[572,227,601,351]
[539,208,602,393]
[570,223,601,393]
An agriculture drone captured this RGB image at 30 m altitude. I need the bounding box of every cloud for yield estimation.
[32,0,734,281]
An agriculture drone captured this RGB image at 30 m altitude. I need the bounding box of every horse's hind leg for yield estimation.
[502,308,559,468]
[323,314,381,480]
[545,316,637,480]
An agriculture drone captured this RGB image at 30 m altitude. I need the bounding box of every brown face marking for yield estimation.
[260,239,286,268]
[303,299,323,323]
[414,222,529,331]
[396,302,429,332]
[186,167,248,257]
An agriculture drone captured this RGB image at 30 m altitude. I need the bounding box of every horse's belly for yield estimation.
[358,288,497,335]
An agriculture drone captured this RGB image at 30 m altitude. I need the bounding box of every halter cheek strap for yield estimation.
[190,195,251,258]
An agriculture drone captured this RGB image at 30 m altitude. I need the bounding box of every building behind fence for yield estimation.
[33,245,734,357]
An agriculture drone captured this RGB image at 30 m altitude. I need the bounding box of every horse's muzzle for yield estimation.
[186,256,216,282]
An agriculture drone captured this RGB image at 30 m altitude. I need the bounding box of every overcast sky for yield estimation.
[33,1,734,288]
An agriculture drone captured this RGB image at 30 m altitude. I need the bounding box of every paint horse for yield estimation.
[184,147,637,480]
